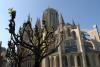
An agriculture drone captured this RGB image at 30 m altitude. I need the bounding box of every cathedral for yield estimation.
[21,8,100,67]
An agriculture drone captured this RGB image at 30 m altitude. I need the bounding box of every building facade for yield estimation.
[20,8,100,67]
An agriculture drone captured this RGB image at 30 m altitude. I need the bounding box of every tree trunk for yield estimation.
[35,61,40,67]
[17,57,22,67]
[11,62,15,67]
[15,63,17,67]
[34,55,41,67]
[18,60,21,67]
[11,63,13,67]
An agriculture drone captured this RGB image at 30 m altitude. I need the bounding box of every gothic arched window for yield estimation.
[67,28,71,36]
[77,56,81,66]
[72,31,77,39]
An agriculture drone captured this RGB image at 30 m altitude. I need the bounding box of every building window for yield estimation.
[67,28,71,36]
[77,56,81,66]
[65,40,71,46]
[72,31,77,39]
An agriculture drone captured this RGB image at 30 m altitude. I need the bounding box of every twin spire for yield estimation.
[26,9,76,29]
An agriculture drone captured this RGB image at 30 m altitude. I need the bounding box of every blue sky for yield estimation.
[0,0,100,48]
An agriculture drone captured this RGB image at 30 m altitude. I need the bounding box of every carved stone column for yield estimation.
[54,56,59,67]
[49,56,53,67]
[79,55,83,67]
[43,57,50,67]
[74,55,78,67]
[58,46,63,67]
[66,55,71,67]
[81,53,87,67]
[88,54,94,67]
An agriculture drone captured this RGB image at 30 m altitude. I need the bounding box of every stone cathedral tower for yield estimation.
[42,8,59,31]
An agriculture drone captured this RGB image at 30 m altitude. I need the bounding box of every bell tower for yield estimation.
[42,8,59,31]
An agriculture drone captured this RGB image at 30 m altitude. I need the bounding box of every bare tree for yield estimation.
[6,8,27,67]
[7,8,63,67]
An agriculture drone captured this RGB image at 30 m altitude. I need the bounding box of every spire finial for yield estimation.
[59,13,65,24]
[36,18,41,28]
[28,14,30,21]
[0,41,2,47]
[48,6,50,9]
[72,19,75,26]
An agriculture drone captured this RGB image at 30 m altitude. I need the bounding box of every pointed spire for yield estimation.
[48,6,50,9]
[72,19,76,26]
[27,14,32,22]
[59,14,65,24]
[0,41,2,48]
[59,14,65,33]
[28,14,31,22]
[71,19,77,29]
[26,14,32,27]
[36,18,41,28]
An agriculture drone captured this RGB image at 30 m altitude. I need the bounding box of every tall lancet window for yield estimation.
[72,31,77,39]
[67,28,71,36]
[77,56,81,66]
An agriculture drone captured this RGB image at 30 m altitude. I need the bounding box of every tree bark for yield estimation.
[11,63,13,67]
[34,55,41,67]
[17,56,22,67]
[15,62,17,67]
[18,60,21,67]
